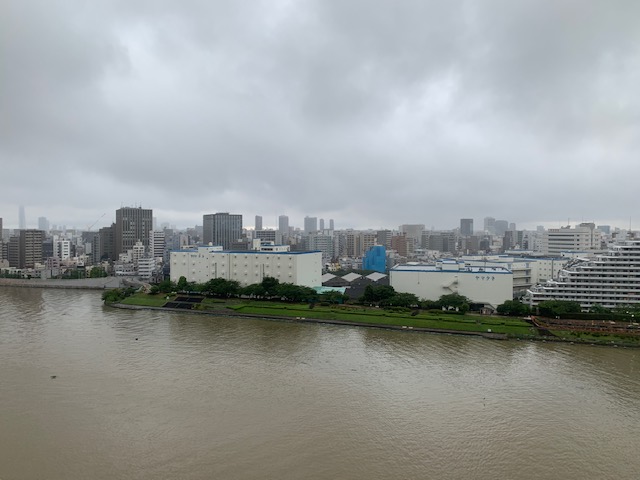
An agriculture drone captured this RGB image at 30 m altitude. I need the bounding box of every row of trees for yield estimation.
[360,284,472,312]
[151,276,349,304]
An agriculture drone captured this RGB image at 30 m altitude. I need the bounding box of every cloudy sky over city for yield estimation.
[2,0,640,231]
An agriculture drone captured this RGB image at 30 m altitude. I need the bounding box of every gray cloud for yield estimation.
[2,0,640,231]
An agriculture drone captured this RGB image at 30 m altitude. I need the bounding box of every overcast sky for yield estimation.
[2,0,639,232]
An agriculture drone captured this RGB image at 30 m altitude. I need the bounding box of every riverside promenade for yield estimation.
[0,277,124,290]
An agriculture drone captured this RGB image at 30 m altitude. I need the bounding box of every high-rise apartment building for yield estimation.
[10,229,45,268]
[255,215,263,231]
[203,212,242,249]
[460,218,473,236]
[114,207,153,259]
[149,230,166,260]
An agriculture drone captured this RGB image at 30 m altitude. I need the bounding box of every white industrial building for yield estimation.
[542,223,602,256]
[170,246,322,287]
[462,255,570,295]
[390,260,513,308]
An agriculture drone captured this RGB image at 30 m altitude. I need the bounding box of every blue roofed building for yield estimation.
[362,245,386,273]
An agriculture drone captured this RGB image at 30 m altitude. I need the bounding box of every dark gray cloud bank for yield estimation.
[2,0,640,231]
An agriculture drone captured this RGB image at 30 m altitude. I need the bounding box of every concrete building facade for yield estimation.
[170,246,322,287]
[203,212,242,249]
[390,260,513,308]
[115,207,153,259]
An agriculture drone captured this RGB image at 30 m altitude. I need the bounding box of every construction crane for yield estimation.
[87,213,106,232]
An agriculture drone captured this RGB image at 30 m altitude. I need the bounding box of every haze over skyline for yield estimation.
[2,1,639,231]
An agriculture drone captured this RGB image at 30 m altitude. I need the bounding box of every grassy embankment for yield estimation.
[119,293,535,336]
[547,330,640,347]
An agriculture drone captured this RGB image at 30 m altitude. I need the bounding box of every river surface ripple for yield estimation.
[1,287,639,479]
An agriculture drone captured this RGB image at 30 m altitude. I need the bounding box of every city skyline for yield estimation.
[2,2,640,231]
[0,205,631,234]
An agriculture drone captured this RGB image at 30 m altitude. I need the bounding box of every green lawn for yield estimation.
[551,330,640,346]
[120,293,173,307]
[229,303,535,336]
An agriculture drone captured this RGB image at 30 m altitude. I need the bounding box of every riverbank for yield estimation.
[110,294,640,348]
[109,302,512,340]
[0,277,124,290]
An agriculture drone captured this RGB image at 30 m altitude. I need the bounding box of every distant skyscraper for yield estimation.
[0,217,3,240]
[319,218,325,231]
[304,216,318,234]
[484,217,495,235]
[38,216,49,232]
[494,220,509,236]
[114,207,153,259]
[18,205,26,230]
[203,212,242,249]
[255,215,263,231]
[329,219,334,231]
[278,215,289,234]
[509,222,516,231]
[460,218,473,236]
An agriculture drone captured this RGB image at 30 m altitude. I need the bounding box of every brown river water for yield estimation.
[1,287,639,479]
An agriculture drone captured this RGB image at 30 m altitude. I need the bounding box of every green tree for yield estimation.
[361,285,396,303]
[438,293,471,313]
[537,300,581,317]
[380,292,420,308]
[89,266,108,278]
[157,279,176,293]
[497,299,531,316]
[261,276,280,297]
[176,276,188,292]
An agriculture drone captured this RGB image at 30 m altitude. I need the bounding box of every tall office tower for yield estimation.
[509,222,516,231]
[484,217,496,235]
[460,218,473,236]
[203,212,242,249]
[304,216,318,234]
[17,229,44,268]
[114,207,153,259]
[278,215,289,234]
[319,218,325,231]
[329,219,334,231]
[255,215,263,231]
[96,224,115,262]
[38,217,49,232]
[494,220,509,236]
[0,217,3,240]
[18,205,26,230]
